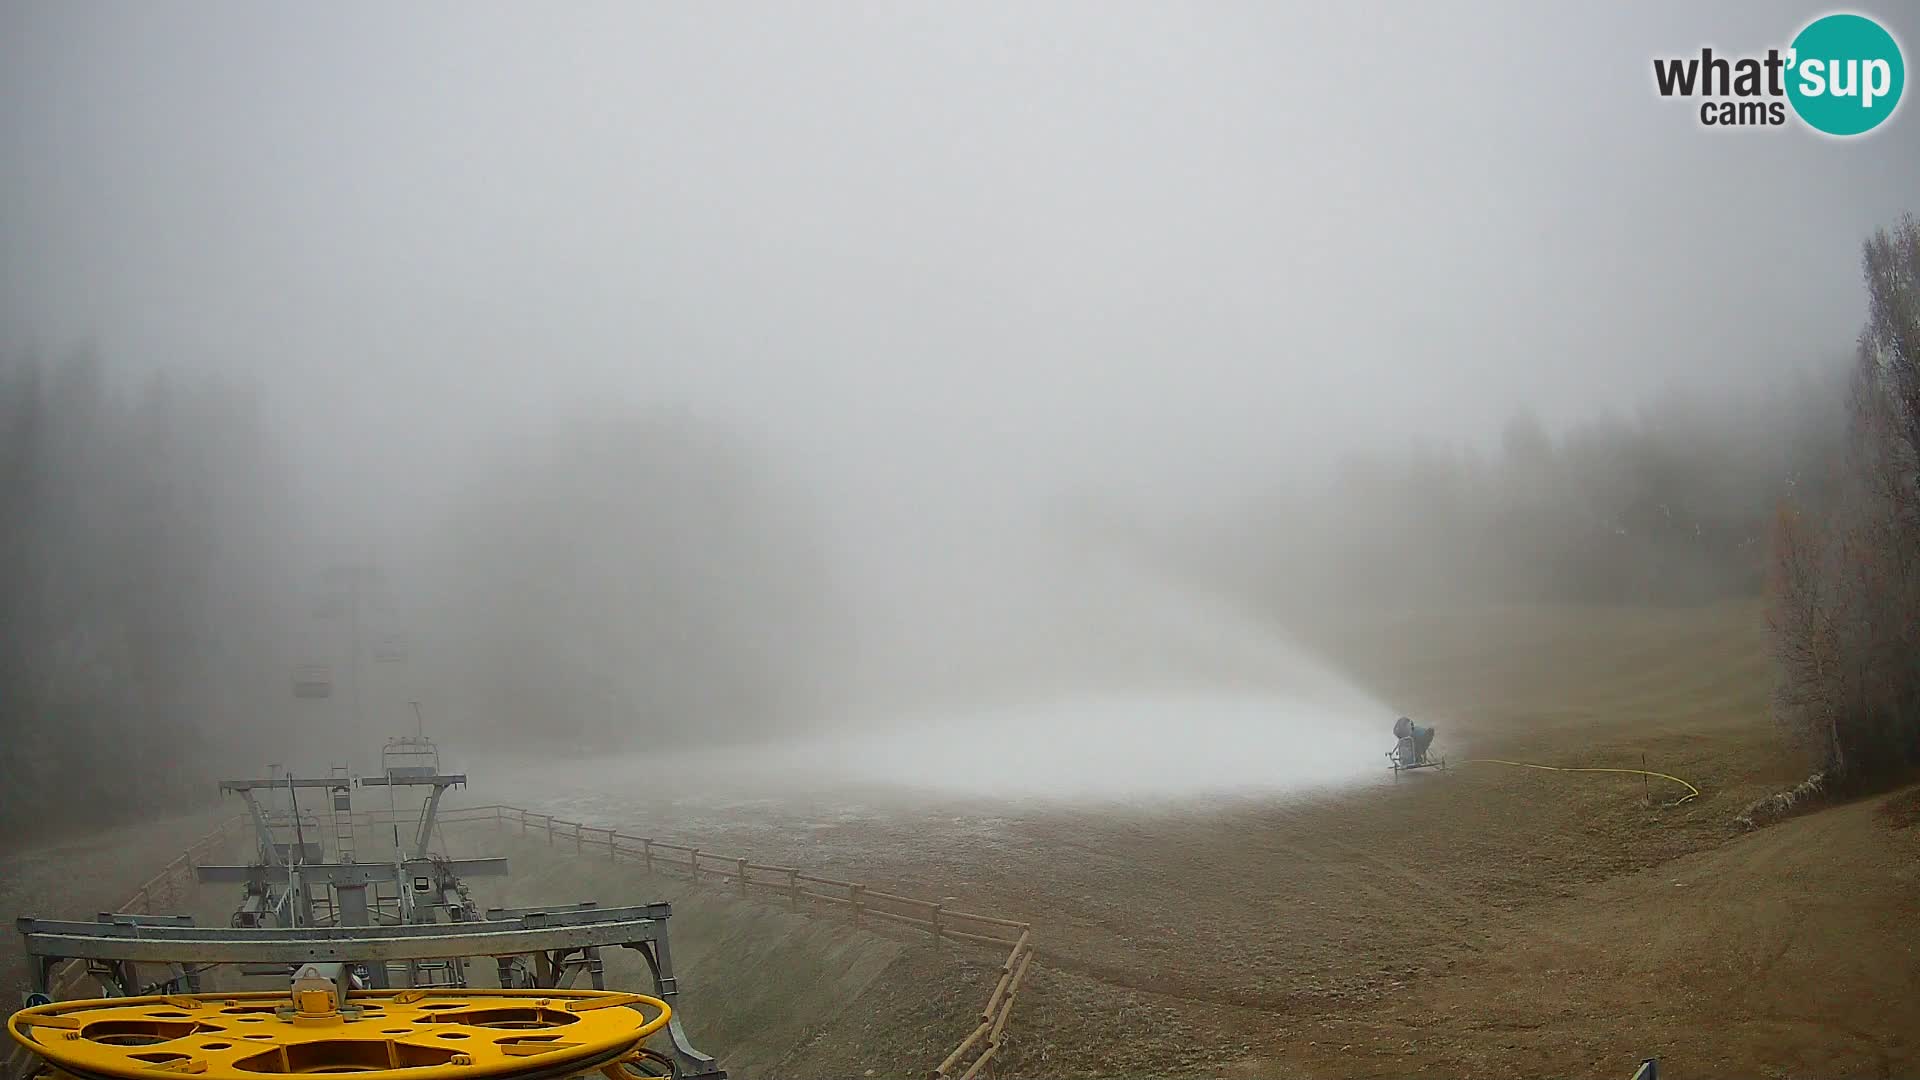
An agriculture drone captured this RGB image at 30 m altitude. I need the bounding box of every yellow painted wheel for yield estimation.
[7,990,669,1080]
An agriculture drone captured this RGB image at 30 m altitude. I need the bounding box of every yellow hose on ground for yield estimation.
[1457,757,1701,805]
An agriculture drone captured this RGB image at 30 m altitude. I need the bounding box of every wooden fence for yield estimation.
[123,818,244,918]
[19,804,1035,1080]
[405,803,1037,1079]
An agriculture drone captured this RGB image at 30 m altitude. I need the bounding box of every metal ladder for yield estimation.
[328,764,355,864]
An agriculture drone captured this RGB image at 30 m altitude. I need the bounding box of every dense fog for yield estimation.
[3,3,1916,829]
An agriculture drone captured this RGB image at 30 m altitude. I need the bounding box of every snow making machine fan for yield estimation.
[1385,716,1445,775]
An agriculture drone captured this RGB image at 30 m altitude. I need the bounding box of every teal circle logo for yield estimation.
[1787,13,1905,136]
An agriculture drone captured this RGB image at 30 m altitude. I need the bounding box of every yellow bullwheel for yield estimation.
[7,988,672,1080]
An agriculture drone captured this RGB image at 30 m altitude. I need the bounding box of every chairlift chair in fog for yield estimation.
[372,631,407,662]
[381,734,441,779]
[292,664,333,699]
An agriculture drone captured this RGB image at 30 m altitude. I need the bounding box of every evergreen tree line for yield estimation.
[1196,211,1919,788]
[1195,368,1848,612]
[0,353,298,834]
[427,410,846,755]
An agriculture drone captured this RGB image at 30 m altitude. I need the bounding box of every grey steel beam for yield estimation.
[221,779,349,791]
[356,775,466,788]
[485,903,671,927]
[92,914,195,927]
[236,790,280,867]
[195,858,509,886]
[18,912,666,965]
[482,902,597,920]
[413,785,449,859]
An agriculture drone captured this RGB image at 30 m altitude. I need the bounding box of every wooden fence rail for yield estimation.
[430,803,1035,1079]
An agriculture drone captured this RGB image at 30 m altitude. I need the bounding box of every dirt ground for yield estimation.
[466,827,1003,1079]
[5,602,1916,1078]
[489,601,1919,1079]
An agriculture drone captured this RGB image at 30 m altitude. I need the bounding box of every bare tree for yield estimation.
[1860,213,1920,475]
[1766,503,1845,773]
[1763,212,1920,788]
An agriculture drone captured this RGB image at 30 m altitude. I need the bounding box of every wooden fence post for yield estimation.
[689,848,700,880]
[545,816,554,844]
[931,903,943,941]
[850,884,865,929]
[642,840,654,874]
[735,858,748,898]
[519,809,528,836]
[787,870,799,912]
[574,821,583,854]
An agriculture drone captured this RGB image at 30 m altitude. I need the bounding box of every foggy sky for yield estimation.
[3,1,1917,547]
